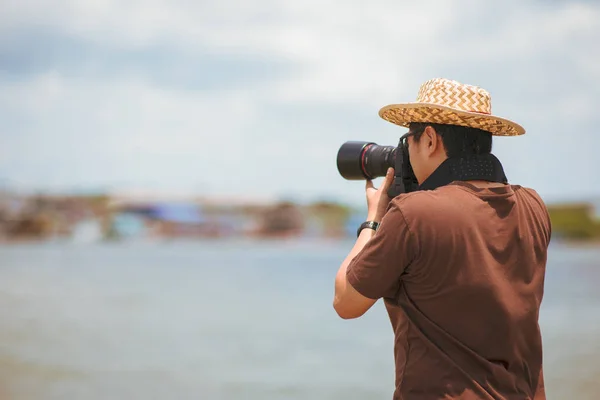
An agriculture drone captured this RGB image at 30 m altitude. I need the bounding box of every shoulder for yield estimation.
[511,184,551,223]
[512,185,553,237]
[513,185,548,209]
[389,185,467,218]
[391,189,438,209]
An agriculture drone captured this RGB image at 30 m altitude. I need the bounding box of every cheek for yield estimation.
[408,147,419,168]
[408,148,423,178]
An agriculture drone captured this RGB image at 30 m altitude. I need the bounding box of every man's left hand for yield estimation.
[366,167,395,223]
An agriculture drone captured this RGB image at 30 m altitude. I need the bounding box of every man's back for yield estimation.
[347,181,551,399]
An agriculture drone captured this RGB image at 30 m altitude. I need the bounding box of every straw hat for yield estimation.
[379,78,525,136]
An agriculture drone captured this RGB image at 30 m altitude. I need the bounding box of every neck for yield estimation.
[420,157,447,185]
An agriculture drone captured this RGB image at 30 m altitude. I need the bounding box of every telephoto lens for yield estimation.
[336,141,397,180]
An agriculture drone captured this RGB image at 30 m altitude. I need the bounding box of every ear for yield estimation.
[422,126,441,157]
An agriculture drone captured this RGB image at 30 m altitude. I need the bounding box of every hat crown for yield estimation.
[416,78,492,115]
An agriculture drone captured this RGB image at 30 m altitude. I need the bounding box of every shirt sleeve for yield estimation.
[346,200,418,300]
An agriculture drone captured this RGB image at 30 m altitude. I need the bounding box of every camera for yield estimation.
[336,138,419,197]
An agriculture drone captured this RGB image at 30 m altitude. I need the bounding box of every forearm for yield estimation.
[333,167,392,317]
[334,228,375,298]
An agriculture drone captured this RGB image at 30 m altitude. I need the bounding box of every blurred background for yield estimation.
[1,0,599,399]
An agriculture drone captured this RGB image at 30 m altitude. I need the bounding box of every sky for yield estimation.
[1,0,599,208]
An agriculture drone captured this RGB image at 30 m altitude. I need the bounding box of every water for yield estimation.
[0,240,598,399]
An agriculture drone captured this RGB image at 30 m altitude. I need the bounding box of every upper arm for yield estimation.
[333,274,377,319]
[346,202,418,302]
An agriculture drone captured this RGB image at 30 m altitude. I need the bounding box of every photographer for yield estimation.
[333,78,551,399]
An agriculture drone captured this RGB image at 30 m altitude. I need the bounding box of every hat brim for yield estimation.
[379,103,525,136]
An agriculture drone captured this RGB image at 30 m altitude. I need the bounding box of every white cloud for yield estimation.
[0,72,259,189]
[3,1,598,107]
[1,0,599,204]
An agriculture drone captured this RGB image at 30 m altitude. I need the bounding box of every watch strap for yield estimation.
[356,221,380,237]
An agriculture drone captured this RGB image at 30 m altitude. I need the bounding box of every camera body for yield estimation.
[336,139,419,198]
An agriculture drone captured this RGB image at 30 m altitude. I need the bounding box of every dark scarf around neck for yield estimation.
[417,153,508,191]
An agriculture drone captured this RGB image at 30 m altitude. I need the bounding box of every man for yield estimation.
[333,78,551,399]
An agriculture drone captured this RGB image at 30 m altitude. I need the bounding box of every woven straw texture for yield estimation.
[379,78,525,136]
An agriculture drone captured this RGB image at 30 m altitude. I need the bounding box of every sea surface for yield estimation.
[0,239,598,399]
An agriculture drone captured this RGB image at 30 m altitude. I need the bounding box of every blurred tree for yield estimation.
[547,203,600,241]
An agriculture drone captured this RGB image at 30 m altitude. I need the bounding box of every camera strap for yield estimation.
[417,153,508,191]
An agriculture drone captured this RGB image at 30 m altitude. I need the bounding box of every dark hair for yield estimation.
[409,122,492,158]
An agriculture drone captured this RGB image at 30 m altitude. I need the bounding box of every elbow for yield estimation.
[333,298,361,320]
[337,310,358,320]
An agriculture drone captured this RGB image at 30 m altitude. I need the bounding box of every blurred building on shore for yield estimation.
[0,188,598,244]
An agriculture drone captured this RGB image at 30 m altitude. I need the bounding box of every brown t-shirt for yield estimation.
[347,181,551,400]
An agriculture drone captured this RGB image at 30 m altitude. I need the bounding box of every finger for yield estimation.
[365,179,375,190]
[381,168,395,191]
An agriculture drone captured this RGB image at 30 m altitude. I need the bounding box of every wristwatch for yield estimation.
[356,221,380,237]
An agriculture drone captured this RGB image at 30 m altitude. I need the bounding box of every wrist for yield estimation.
[367,213,382,223]
[356,220,380,237]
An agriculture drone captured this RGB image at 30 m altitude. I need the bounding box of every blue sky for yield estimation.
[1,0,599,207]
